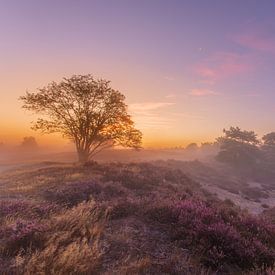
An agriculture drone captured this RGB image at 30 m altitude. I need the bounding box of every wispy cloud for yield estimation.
[164,76,175,81]
[129,102,176,129]
[165,93,177,99]
[190,88,219,96]
[194,52,253,85]
[233,30,275,54]
[129,102,175,112]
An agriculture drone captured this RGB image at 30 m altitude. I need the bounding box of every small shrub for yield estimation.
[0,199,57,219]
[144,204,177,224]
[0,219,46,256]
[42,181,102,206]
[262,207,275,223]
[101,184,125,200]
[102,163,197,192]
[262,203,270,209]
[110,200,139,220]
[241,187,269,200]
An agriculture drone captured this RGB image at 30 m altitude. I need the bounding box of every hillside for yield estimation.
[0,162,274,274]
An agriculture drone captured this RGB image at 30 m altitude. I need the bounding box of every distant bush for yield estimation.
[102,162,198,192]
[241,186,269,200]
[104,168,154,190]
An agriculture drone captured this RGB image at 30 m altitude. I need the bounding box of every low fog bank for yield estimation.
[0,142,218,172]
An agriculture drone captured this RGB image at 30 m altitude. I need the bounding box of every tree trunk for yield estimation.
[77,149,90,164]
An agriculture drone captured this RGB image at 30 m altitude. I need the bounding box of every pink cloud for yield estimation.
[233,31,275,53]
[195,52,254,84]
[190,88,219,96]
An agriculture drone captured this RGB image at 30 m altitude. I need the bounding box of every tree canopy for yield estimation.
[262,132,275,146]
[219,126,259,145]
[216,127,260,170]
[20,75,142,162]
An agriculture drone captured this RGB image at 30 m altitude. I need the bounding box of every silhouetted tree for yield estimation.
[261,132,275,169]
[262,132,275,146]
[185,143,198,151]
[20,136,38,150]
[220,127,259,145]
[216,127,260,172]
[20,75,142,163]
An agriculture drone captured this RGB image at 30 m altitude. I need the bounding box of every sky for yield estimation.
[1,0,275,148]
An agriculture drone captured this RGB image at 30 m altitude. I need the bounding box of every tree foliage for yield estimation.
[216,127,260,170]
[262,132,275,146]
[20,75,142,162]
[220,127,259,145]
[261,132,275,170]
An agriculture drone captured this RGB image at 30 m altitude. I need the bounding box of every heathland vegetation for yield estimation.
[0,162,274,274]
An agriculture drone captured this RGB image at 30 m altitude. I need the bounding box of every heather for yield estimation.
[170,199,275,270]
[0,162,274,274]
[0,199,57,219]
[41,180,102,207]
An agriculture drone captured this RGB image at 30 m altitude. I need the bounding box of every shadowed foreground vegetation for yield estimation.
[0,162,274,274]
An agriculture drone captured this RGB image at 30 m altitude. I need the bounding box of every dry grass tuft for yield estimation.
[22,201,108,274]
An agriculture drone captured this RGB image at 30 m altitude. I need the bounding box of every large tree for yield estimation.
[20,75,142,163]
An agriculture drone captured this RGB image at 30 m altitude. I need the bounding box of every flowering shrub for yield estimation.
[101,184,125,200]
[104,169,154,190]
[171,199,275,270]
[42,181,102,206]
[0,219,46,255]
[0,258,12,274]
[102,163,198,191]
[0,199,57,219]
[110,200,139,220]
